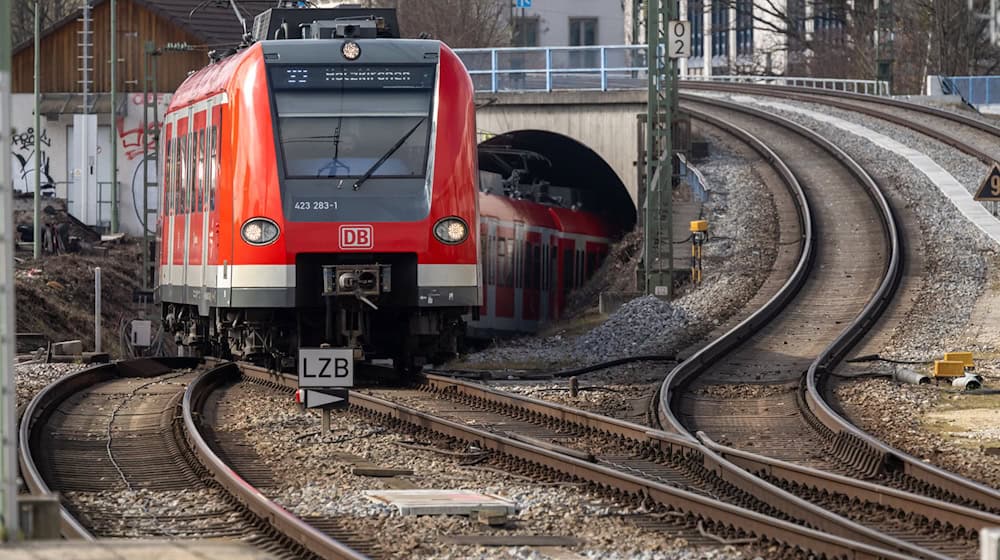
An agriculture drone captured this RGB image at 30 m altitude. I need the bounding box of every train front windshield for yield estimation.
[269,64,437,221]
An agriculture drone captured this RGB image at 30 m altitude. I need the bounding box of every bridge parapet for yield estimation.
[455,45,890,96]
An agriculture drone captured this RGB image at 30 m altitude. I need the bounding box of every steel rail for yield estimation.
[657,99,817,439]
[236,360,914,559]
[184,362,369,560]
[679,85,1000,512]
[419,373,996,535]
[680,82,997,164]
[18,357,199,540]
[681,81,1000,142]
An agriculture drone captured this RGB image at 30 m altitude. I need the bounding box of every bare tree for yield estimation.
[365,0,511,47]
[11,0,83,47]
[697,0,998,93]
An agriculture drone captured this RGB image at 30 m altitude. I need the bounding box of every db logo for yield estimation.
[339,225,373,250]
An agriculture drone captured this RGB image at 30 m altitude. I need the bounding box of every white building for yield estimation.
[510,0,626,47]
[625,0,825,77]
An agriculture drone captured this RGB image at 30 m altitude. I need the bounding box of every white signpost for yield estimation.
[297,348,354,435]
[667,20,691,59]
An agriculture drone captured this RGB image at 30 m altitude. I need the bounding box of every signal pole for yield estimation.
[0,0,21,540]
[644,0,678,298]
[110,0,119,233]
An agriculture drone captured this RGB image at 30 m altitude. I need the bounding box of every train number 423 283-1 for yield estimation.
[294,200,339,211]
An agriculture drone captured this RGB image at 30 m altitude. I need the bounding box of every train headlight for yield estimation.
[433,217,468,245]
[342,41,361,61]
[241,218,280,246]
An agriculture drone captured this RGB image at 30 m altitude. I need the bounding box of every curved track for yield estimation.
[675,85,1000,514]
[656,94,994,558]
[19,358,367,560]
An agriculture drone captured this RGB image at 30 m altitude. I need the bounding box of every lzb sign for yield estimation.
[298,348,354,387]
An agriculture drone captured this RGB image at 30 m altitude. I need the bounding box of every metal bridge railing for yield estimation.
[454,45,891,96]
[941,76,1000,107]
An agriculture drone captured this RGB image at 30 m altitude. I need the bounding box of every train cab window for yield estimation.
[577,250,584,288]
[587,251,598,279]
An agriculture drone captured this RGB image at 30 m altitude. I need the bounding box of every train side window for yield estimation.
[550,245,558,291]
[488,233,495,285]
[563,249,573,291]
[196,129,206,212]
[540,245,547,290]
[174,135,187,214]
[507,240,515,287]
[187,132,196,214]
[524,243,533,290]
[208,126,218,211]
[163,137,173,215]
[533,245,541,290]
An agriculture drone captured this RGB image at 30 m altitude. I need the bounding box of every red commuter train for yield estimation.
[156,8,612,371]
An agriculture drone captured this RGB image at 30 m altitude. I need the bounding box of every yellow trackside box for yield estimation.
[690,220,709,233]
[943,352,974,368]
[934,360,966,378]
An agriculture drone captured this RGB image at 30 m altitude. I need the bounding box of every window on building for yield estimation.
[787,0,807,53]
[513,17,539,47]
[688,0,704,58]
[711,2,729,57]
[569,18,599,68]
[736,0,753,56]
[814,0,845,43]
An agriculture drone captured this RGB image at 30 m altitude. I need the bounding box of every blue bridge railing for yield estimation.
[454,45,890,96]
[941,76,1000,107]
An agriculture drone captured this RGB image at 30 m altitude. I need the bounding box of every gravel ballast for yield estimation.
[224,383,750,560]
[463,136,780,369]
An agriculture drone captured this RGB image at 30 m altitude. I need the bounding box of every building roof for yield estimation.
[14,0,277,54]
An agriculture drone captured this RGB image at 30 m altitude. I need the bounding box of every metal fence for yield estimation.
[454,45,891,96]
[941,76,1000,107]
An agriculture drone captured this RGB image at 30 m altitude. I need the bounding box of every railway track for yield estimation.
[678,85,1000,507]
[236,361,923,559]
[220,91,997,558]
[682,81,1000,166]
[654,95,996,558]
[19,357,367,559]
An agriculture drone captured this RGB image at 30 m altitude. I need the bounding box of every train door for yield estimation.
[200,105,219,316]
[181,108,197,304]
[538,230,551,322]
[172,113,190,299]
[161,120,174,293]
[513,221,524,327]
[485,218,498,327]
[187,108,207,312]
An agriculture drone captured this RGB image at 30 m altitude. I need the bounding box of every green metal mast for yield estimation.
[110,0,119,232]
[33,1,40,259]
[0,0,20,539]
[644,0,677,298]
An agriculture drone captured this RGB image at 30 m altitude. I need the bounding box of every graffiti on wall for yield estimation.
[10,126,55,195]
[116,93,170,161]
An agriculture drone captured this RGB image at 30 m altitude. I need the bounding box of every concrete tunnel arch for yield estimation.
[478,130,637,236]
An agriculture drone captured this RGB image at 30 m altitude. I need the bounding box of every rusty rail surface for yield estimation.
[18,357,199,540]
[678,86,1000,513]
[184,363,369,560]
[238,363,924,556]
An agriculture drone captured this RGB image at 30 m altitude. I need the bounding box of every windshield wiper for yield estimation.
[351,118,425,191]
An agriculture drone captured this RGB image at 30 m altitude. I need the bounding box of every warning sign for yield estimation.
[974,162,1000,201]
